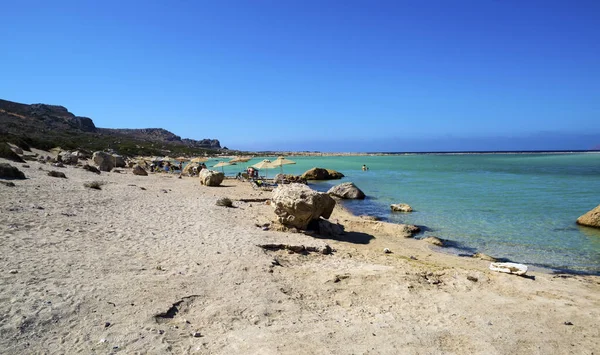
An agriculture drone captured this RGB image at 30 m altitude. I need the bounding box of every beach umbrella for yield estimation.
[252,159,276,179]
[271,156,296,174]
[213,161,232,173]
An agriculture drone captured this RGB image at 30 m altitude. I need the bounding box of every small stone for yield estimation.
[410,256,418,260]
[104,322,111,328]
[99,338,107,343]
[467,276,478,282]
[8,269,18,274]
[158,329,165,335]
[383,248,392,254]
[564,321,573,326]
[192,331,202,337]
[422,236,444,247]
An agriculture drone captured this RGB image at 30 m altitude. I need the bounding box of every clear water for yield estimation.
[217,153,600,274]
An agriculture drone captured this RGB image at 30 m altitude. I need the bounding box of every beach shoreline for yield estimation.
[1,155,599,354]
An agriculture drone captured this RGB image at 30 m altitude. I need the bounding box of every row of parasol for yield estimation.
[212,156,296,178]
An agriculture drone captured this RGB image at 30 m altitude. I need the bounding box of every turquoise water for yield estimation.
[217,153,600,274]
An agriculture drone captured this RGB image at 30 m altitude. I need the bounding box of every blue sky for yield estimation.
[1,0,599,152]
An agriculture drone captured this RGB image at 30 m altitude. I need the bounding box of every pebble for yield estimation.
[8,270,18,274]
[383,248,391,254]
[467,276,478,282]
[192,331,202,337]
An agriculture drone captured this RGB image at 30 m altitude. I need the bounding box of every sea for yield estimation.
[215,152,600,274]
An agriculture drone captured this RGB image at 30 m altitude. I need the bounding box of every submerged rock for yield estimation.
[391,203,413,212]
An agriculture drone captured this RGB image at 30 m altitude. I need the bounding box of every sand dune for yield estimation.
[1,157,598,354]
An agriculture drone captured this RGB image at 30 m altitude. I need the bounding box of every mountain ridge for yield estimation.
[0,98,222,155]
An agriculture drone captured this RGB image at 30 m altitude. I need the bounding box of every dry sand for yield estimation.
[1,155,599,354]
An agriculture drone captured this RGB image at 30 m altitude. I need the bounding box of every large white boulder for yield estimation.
[199,169,224,186]
[271,184,336,230]
[92,151,114,172]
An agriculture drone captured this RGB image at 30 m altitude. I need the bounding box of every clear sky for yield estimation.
[1,0,599,152]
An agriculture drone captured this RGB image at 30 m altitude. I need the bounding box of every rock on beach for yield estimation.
[271,184,336,229]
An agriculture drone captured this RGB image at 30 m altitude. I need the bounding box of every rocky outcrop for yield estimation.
[113,154,126,168]
[391,203,413,212]
[327,182,365,199]
[576,205,600,229]
[301,168,344,181]
[0,143,25,163]
[326,169,344,179]
[132,165,148,176]
[92,151,114,172]
[199,169,224,186]
[0,163,26,179]
[271,184,336,230]
[58,151,78,165]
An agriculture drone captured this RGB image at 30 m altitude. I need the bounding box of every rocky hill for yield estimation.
[0,98,222,155]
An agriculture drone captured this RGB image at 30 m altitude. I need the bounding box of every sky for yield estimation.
[1,0,599,152]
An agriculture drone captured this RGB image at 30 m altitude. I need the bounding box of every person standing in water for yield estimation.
[362,164,369,171]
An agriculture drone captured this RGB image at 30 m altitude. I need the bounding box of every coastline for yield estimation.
[1,155,599,353]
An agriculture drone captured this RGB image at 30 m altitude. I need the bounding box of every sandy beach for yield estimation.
[1,155,599,354]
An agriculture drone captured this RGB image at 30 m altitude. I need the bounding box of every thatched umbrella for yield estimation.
[271,156,296,174]
[252,159,276,179]
[213,161,232,173]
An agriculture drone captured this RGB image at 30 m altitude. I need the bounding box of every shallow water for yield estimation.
[217,153,600,274]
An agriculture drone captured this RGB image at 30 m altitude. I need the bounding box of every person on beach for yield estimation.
[362,164,369,171]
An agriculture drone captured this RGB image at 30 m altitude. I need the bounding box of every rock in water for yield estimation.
[132,164,148,176]
[272,184,336,229]
[0,163,26,179]
[391,203,413,212]
[199,169,224,186]
[576,205,600,229]
[92,151,114,172]
[301,168,344,180]
[327,182,366,199]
